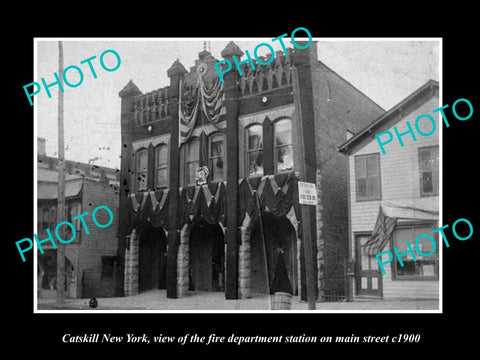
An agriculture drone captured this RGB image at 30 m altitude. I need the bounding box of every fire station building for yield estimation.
[115,41,384,301]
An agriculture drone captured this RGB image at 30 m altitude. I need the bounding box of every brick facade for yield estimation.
[37,153,119,299]
[118,41,384,301]
[78,179,119,298]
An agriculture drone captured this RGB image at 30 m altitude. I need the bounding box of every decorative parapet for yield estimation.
[239,49,293,97]
[132,86,171,126]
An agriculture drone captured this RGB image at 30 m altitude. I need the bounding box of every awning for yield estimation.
[362,201,439,256]
[38,180,83,200]
[37,168,84,200]
[381,201,439,221]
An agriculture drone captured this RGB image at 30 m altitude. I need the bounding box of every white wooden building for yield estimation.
[339,80,440,300]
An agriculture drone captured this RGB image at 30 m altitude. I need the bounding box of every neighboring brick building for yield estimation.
[339,80,439,300]
[117,41,384,301]
[37,139,120,299]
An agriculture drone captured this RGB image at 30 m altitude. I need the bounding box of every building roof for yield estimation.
[37,152,120,201]
[317,60,385,117]
[119,79,142,97]
[38,168,84,199]
[338,79,439,155]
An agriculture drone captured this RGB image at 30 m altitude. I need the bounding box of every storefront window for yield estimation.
[392,224,439,280]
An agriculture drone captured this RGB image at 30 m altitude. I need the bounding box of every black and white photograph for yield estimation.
[32,38,441,312]
[7,16,478,353]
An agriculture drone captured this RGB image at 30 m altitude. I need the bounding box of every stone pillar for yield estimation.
[238,213,252,299]
[124,229,139,296]
[285,207,300,299]
[176,224,190,297]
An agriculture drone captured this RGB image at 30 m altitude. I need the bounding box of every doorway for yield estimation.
[355,233,382,297]
[138,225,167,292]
[189,220,225,292]
[250,213,296,296]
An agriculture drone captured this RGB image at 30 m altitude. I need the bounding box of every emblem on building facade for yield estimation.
[195,165,209,185]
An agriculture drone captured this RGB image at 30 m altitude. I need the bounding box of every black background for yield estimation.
[6,8,478,354]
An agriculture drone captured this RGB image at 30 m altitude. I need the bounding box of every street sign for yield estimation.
[298,181,317,205]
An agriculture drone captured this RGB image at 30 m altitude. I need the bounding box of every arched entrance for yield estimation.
[188,220,225,292]
[138,225,167,292]
[250,212,297,296]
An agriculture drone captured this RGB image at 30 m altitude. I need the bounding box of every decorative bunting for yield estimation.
[178,74,226,147]
[128,172,299,232]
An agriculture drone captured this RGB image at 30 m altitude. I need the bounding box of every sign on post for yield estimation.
[298,181,317,205]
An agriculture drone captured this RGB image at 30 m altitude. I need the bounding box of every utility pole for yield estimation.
[254,191,270,297]
[292,64,317,310]
[56,40,66,303]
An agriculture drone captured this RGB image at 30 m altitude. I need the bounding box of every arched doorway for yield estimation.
[138,225,167,293]
[250,213,297,296]
[188,220,225,292]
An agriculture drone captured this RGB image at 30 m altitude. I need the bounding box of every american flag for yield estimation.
[362,206,397,256]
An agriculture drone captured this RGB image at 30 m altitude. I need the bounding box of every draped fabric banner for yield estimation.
[128,190,169,232]
[178,80,200,145]
[128,172,300,233]
[178,75,226,147]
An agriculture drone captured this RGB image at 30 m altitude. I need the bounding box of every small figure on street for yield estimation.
[89,297,98,309]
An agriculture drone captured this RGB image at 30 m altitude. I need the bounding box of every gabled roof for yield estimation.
[338,79,439,155]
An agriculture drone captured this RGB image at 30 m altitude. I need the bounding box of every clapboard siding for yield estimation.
[381,259,439,299]
[349,96,440,300]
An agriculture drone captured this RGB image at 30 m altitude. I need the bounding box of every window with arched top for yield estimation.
[155,144,168,189]
[274,118,293,173]
[246,124,264,177]
[209,133,225,182]
[135,148,148,191]
[185,137,200,186]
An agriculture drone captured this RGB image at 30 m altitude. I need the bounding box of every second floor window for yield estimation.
[38,206,56,234]
[275,119,293,173]
[136,149,148,191]
[209,133,225,182]
[355,153,381,201]
[155,144,168,189]
[246,124,263,177]
[419,146,439,196]
[186,137,200,186]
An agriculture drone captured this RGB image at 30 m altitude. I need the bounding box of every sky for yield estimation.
[35,38,440,169]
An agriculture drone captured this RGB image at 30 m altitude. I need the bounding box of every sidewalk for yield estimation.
[37,289,439,311]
